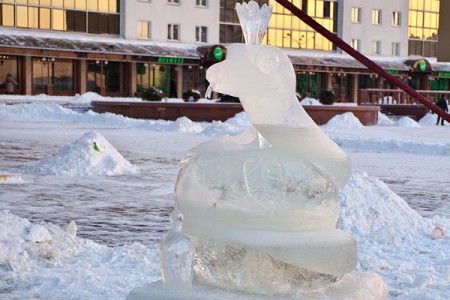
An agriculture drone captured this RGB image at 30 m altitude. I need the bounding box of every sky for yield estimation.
[0,94,449,299]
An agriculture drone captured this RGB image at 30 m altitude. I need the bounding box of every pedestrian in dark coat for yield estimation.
[4,73,18,95]
[436,95,449,125]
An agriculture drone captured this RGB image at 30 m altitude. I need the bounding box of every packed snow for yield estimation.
[0,95,449,299]
[28,131,138,177]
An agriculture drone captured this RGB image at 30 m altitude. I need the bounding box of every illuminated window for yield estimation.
[0,0,119,33]
[138,20,151,39]
[1,4,15,27]
[351,7,361,23]
[372,9,382,25]
[168,24,180,40]
[258,0,338,51]
[392,42,401,56]
[372,40,381,55]
[392,11,401,27]
[351,39,361,52]
[408,0,439,57]
[195,26,207,43]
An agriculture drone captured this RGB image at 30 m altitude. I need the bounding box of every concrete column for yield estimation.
[177,66,183,98]
[24,56,32,95]
[78,59,87,94]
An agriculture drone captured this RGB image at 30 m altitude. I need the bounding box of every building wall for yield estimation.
[123,0,219,44]
[341,0,409,57]
[437,0,449,62]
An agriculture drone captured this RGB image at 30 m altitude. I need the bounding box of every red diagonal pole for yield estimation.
[274,0,450,123]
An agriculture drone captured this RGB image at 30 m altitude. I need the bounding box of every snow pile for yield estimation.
[377,112,395,126]
[29,131,138,176]
[419,113,448,126]
[0,174,24,184]
[338,173,450,299]
[395,116,421,128]
[300,97,322,105]
[322,112,364,129]
[0,210,161,300]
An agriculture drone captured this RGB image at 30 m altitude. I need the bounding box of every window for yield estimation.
[351,39,361,52]
[392,11,401,27]
[168,0,180,4]
[168,24,180,40]
[138,20,151,39]
[372,9,382,25]
[195,26,207,43]
[392,42,401,56]
[372,40,381,55]
[351,7,361,23]
[323,1,331,18]
[196,0,207,7]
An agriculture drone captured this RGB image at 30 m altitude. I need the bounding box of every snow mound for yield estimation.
[0,210,160,300]
[377,112,395,126]
[338,173,450,299]
[300,97,322,105]
[338,173,431,241]
[322,112,364,129]
[419,113,448,126]
[29,131,138,177]
[395,116,421,128]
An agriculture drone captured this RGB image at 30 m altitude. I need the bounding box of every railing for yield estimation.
[359,89,450,105]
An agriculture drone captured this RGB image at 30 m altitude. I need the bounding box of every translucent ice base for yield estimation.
[127,272,388,300]
[189,229,357,294]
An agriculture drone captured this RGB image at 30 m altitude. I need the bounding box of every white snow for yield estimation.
[28,131,138,177]
[322,111,364,130]
[0,95,449,299]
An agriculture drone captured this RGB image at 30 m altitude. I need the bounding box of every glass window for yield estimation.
[392,42,400,56]
[75,0,87,10]
[1,4,15,27]
[32,58,48,91]
[52,9,65,31]
[138,20,151,39]
[16,6,28,28]
[372,40,381,55]
[28,6,38,28]
[392,11,401,27]
[351,7,361,23]
[351,39,361,51]
[87,1,97,11]
[39,8,51,29]
[53,59,74,92]
[196,0,207,7]
[98,0,109,12]
[372,9,381,25]
[168,24,180,40]
[40,0,51,6]
[28,0,39,5]
[195,26,207,43]
[109,0,118,13]
[64,0,75,9]
[53,0,64,8]
[168,0,180,4]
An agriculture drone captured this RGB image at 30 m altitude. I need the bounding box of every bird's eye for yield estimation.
[255,48,280,74]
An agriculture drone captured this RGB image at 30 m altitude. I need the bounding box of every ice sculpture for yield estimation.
[171,0,357,295]
[159,209,195,289]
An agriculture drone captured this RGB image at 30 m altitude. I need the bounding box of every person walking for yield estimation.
[436,95,449,126]
[4,73,18,95]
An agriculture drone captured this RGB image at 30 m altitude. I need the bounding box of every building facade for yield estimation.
[0,0,448,104]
